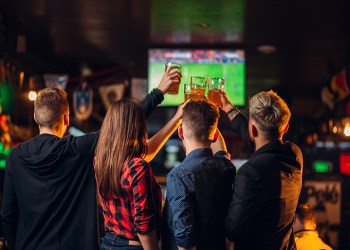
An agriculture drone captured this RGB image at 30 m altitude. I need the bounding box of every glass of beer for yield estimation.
[190,76,206,100]
[184,83,192,101]
[184,83,201,101]
[165,62,181,94]
[207,77,225,108]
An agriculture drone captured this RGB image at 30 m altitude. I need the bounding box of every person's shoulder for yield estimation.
[282,141,304,170]
[213,152,234,163]
[8,138,34,158]
[236,159,260,179]
[167,161,192,180]
[9,142,21,154]
[202,155,235,171]
[5,147,17,168]
[63,132,99,150]
[284,141,303,155]
[65,132,99,143]
[128,157,149,167]
[126,157,150,175]
[168,162,185,175]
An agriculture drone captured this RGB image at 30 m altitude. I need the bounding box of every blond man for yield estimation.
[221,90,303,250]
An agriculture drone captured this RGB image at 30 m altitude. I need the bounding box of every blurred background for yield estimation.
[1,0,350,249]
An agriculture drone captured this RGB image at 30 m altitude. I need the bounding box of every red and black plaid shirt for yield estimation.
[98,157,162,240]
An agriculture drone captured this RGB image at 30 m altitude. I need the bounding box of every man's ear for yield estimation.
[283,124,289,135]
[34,113,38,124]
[212,130,219,142]
[178,125,184,140]
[63,114,69,126]
[251,123,258,138]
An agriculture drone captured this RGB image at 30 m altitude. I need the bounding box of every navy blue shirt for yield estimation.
[162,148,235,250]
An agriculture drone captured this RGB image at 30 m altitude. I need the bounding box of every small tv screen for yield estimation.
[148,48,245,106]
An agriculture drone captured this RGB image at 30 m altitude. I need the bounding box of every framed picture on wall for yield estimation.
[99,83,126,110]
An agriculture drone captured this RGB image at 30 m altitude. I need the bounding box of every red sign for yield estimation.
[339,153,350,175]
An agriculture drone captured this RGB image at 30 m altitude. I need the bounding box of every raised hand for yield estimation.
[218,90,235,113]
[157,66,182,94]
[174,99,191,120]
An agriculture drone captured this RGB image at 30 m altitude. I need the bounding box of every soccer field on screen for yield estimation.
[148,62,245,107]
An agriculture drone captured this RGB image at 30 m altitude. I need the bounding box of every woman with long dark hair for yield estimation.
[95,99,185,250]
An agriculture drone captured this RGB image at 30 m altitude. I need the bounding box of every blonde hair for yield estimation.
[249,90,291,139]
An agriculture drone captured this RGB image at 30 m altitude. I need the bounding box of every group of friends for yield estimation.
[0,66,331,250]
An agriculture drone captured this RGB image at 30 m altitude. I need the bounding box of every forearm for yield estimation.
[141,89,164,118]
[226,112,254,152]
[211,130,228,154]
[137,229,159,250]
[145,115,181,162]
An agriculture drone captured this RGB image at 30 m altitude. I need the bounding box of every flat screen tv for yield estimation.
[148,48,245,106]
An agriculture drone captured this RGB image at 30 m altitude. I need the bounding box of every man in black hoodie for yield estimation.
[1,67,181,250]
[221,90,303,250]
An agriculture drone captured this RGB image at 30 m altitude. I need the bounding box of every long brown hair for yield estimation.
[94,99,148,198]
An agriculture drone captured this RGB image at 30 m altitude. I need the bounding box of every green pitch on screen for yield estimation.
[148,63,245,106]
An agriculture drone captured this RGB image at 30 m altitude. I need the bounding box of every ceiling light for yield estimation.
[28,91,37,101]
[257,45,277,54]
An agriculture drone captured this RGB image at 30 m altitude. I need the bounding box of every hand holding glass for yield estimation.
[165,62,181,94]
[207,77,225,108]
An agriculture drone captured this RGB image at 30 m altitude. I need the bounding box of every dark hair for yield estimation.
[34,87,69,129]
[94,99,148,198]
[296,203,316,225]
[182,101,219,142]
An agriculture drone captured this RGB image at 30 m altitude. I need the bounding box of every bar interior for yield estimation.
[0,0,350,249]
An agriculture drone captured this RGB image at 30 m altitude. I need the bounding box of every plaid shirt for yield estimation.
[98,157,162,240]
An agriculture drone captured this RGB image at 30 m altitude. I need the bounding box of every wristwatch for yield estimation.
[226,106,239,115]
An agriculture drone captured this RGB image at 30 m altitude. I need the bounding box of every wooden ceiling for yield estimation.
[1,0,350,105]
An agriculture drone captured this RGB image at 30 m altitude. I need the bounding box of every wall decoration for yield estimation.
[321,68,348,110]
[73,81,93,121]
[44,74,69,90]
[99,83,125,110]
[131,78,147,102]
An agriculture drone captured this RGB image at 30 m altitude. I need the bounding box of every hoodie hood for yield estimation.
[16,134,71,174]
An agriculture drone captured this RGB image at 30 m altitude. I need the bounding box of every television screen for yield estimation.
[148,49,245,106]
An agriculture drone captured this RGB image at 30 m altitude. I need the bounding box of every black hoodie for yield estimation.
[1,89,164,250]
[1,132,100,250]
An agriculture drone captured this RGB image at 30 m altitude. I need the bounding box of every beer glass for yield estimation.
[190,76,206,100]
[165,62,181,94]
[207,77,225,108]
[184,83,201,101]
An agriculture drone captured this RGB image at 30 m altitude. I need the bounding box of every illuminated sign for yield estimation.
[0,142,11,169]
[312,161,333,173]
[340,153,350,175]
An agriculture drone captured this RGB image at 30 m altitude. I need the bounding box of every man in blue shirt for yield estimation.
[162,101,236,250]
